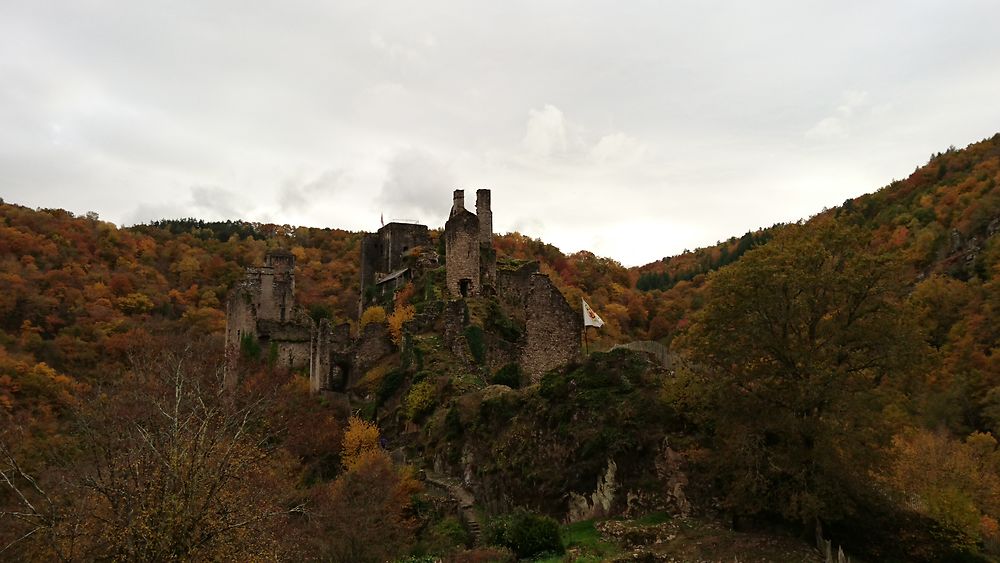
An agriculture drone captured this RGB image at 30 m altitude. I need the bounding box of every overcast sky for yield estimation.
[3,1,999,266]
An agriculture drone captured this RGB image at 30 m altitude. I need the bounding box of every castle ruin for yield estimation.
[224,249,313,388]
[226,188,581,392]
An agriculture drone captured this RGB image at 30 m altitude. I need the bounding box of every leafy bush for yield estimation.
[491,363,521,388]
[464,325,485,364]
[239,333,261,361]
[376,369,407,406]
[425,517,470,554]
[443,546,515,562]
[444,405,464,440]
[267,341,278,367]
[359,305,387,330]
[405,380,437,421]
[486,509,563,559]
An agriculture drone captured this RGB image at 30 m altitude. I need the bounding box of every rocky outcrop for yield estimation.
[567,459,619,522]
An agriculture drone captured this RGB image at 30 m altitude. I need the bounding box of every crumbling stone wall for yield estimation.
[311,320,352,392]
[520,273,582,380]
[484,335,520,375]
[225,250,313,388]
[224,291,257,388]
[496,262,539,319]
[311,320,332,393]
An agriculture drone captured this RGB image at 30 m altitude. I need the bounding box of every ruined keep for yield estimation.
[444,188,498,298]
[445,190,483,297]
[441,188,580,380]
[224,249,313,388]
[359,221,431,314]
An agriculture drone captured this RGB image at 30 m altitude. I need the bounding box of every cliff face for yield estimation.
[415,349,685,521]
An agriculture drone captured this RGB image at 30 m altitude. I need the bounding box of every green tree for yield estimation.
[683,220,925,527]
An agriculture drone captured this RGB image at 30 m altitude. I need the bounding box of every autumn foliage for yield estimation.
[1,133,1000,560]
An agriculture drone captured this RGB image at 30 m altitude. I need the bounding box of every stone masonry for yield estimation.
[359,221,430,315]
[227,188,582,393]
[445,190,482,298]
[224,249,313,388]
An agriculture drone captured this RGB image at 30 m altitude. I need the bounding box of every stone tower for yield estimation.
[445,189,481,298]
[358,221,430,315]
[224,249,312,389]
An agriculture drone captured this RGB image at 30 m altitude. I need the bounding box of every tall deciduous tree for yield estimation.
[683,220,926,526]
[310,416,420,562]
[1,343,303,561]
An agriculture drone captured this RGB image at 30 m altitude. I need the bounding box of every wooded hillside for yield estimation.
[1,133,999,561]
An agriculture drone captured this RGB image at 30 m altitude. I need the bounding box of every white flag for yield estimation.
[582,298,605,328]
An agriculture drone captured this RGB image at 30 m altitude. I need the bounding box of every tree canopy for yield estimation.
[683,220,927,525]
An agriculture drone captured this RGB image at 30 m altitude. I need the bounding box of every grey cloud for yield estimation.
[805,90,871,141]
[127,185,246,224]
[190,185,246,220]
[3,1,1000,265]
[378,148,454,226]
[279,169,346,212]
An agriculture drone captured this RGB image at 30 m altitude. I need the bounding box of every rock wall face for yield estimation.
[445,210,480,298]
[520,273,582,380]
[352,322,395,387]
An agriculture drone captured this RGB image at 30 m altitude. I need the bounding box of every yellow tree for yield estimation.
[313,416,421,562]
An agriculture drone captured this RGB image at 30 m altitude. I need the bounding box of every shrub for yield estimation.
[486,508,563,559]
[405,380,437,421]
[388,304,416,345]
[424,517,470,554]
[444,405,463,440]
[444,546,515,562]
[239,333,261,361]
[359,305,387,330]
[376,369,407,406]
[491,363,521,389]
[464,325,485,364]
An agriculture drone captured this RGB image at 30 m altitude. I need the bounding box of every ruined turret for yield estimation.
[476,189,492,245]
[224,249,313,389]
[450,189,466,218]
[445,189,481,298]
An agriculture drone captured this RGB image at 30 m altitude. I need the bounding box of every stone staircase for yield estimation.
[425,471,482,545]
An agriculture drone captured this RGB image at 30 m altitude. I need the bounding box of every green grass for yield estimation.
[533,519,620,562]
[628,511,671,526]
